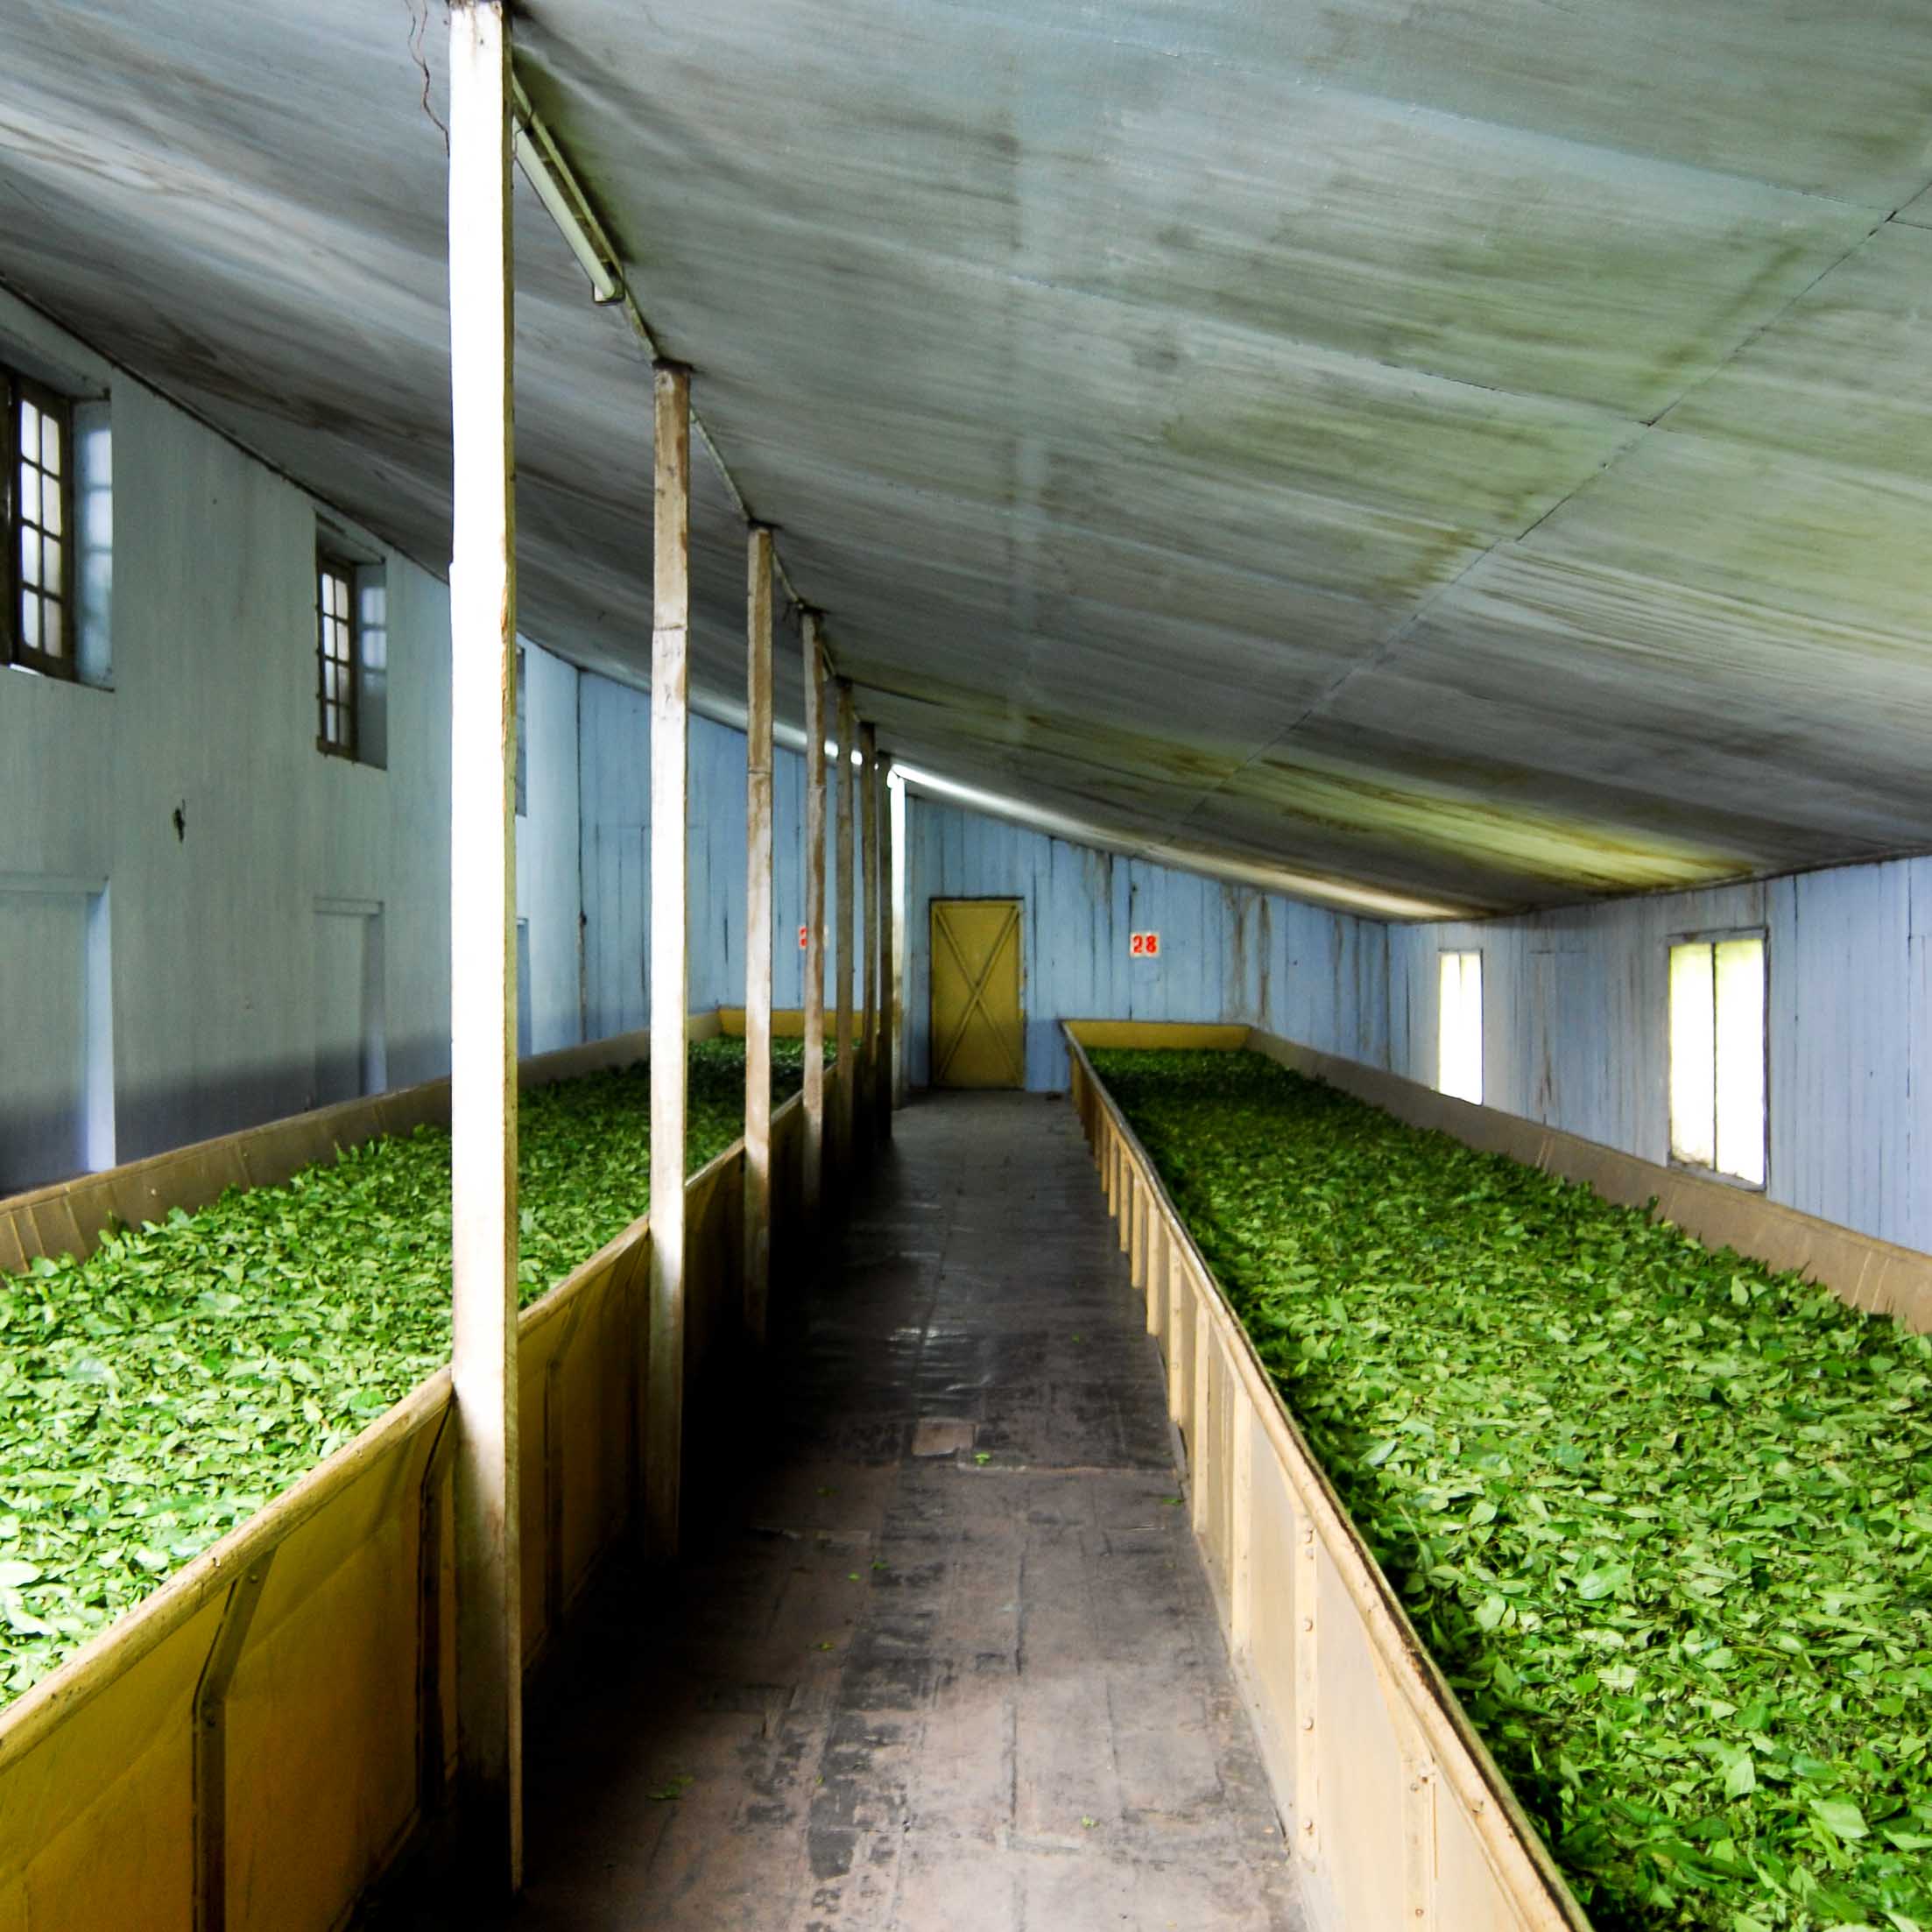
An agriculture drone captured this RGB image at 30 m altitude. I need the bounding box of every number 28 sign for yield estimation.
[1130,931,1161,958]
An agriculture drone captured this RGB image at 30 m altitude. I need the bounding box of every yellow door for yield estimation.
[929,899,1025,1089]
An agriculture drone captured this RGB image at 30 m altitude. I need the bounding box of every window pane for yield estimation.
[42,536,60,592]
[40,410,60,471]
[1438,950,1483,1104]
[42,600,62,659]
[316,559,357,755]
[20,527,38,589]
[1714,938,1766,1186]
[19,469,39,527]
[1668,942,1717,1169]
[40,475,60,537]
[20,593,38,652]
[20,398,37,452]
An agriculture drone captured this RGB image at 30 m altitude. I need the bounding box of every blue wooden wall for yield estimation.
[578,680,840,1039]
[1388,857,1932,1252]
[577,695,1388,1098]
[1250,891,1392,1068]
[575,679,1932,1259]
[903,796,1389,1090]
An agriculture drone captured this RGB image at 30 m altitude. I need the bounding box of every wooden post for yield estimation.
[743,526,774,1343]
[877,753,895,1137]
[1230,1365,1255,1655]
[835,681,857,1184]
[447,0,520,1892]
[890,769,907,1109]
[860,721,879,1143]
[1296,1513,1321,1866]
[647,360,690,1560]
[193,1554,274,1932]
[1192,1307,1212,1535]
[801,620,828,1221]
[1147,1218,1166,1336]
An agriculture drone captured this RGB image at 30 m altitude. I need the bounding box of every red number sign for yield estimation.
[798,925,810,949]
[1130,931,1160,957]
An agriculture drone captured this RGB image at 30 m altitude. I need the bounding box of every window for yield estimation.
[314,532,386,767]
[6,365,75,679]
[1438,949,1483,1104]
[316,552,358,757]
[1668,934,1766,1186]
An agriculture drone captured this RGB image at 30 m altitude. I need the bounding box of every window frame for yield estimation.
[1665,925,1769,1192]
[315,548,360,761]
[5,364,78,682]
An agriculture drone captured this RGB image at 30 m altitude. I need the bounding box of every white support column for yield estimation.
[859,720,879,1143]
[835,681,857,1182]
[647,360,690,1560]
[801,620,829,1221]
[877,752,895,1137]
[446,0,520,1893]
[743,526,774,1343]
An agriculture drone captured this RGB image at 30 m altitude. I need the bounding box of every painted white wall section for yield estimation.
[0,288,583,1181]
[0,878,99,1190]
[311,902,386,1107]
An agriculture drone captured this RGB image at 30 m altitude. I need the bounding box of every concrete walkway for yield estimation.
[377,1091,1300,1931]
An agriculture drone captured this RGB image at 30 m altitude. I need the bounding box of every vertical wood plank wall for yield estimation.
[579,690,828,1041]
[1389,857,1932,1252]
[902,796,1387,1091]
[578,730,1932,1258]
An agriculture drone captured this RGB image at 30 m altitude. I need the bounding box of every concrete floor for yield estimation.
[376,1091,1301,1931]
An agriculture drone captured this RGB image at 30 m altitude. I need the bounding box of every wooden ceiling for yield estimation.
[4,0,1930,913]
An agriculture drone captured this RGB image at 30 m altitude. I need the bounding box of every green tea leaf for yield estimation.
[1091,1047,1932,1932]
[1811,1798,1868,1842]
[0,1039,810,1707]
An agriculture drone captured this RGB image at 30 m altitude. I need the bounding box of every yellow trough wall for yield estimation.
[1063,1013,1932,1926]
[1065,1023,1589,1932]
[0,1018,846,1932]
[0,1017,722,1277]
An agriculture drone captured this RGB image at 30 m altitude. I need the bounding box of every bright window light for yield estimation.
[1437,949,1483,1105]
[1668,934,1765,1186]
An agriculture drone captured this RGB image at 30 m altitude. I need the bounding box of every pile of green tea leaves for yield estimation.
[1092,1047,1932,1932]
[0,1037,805,1707]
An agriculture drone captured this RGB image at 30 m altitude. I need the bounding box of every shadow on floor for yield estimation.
[362,1092,1300,1932]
